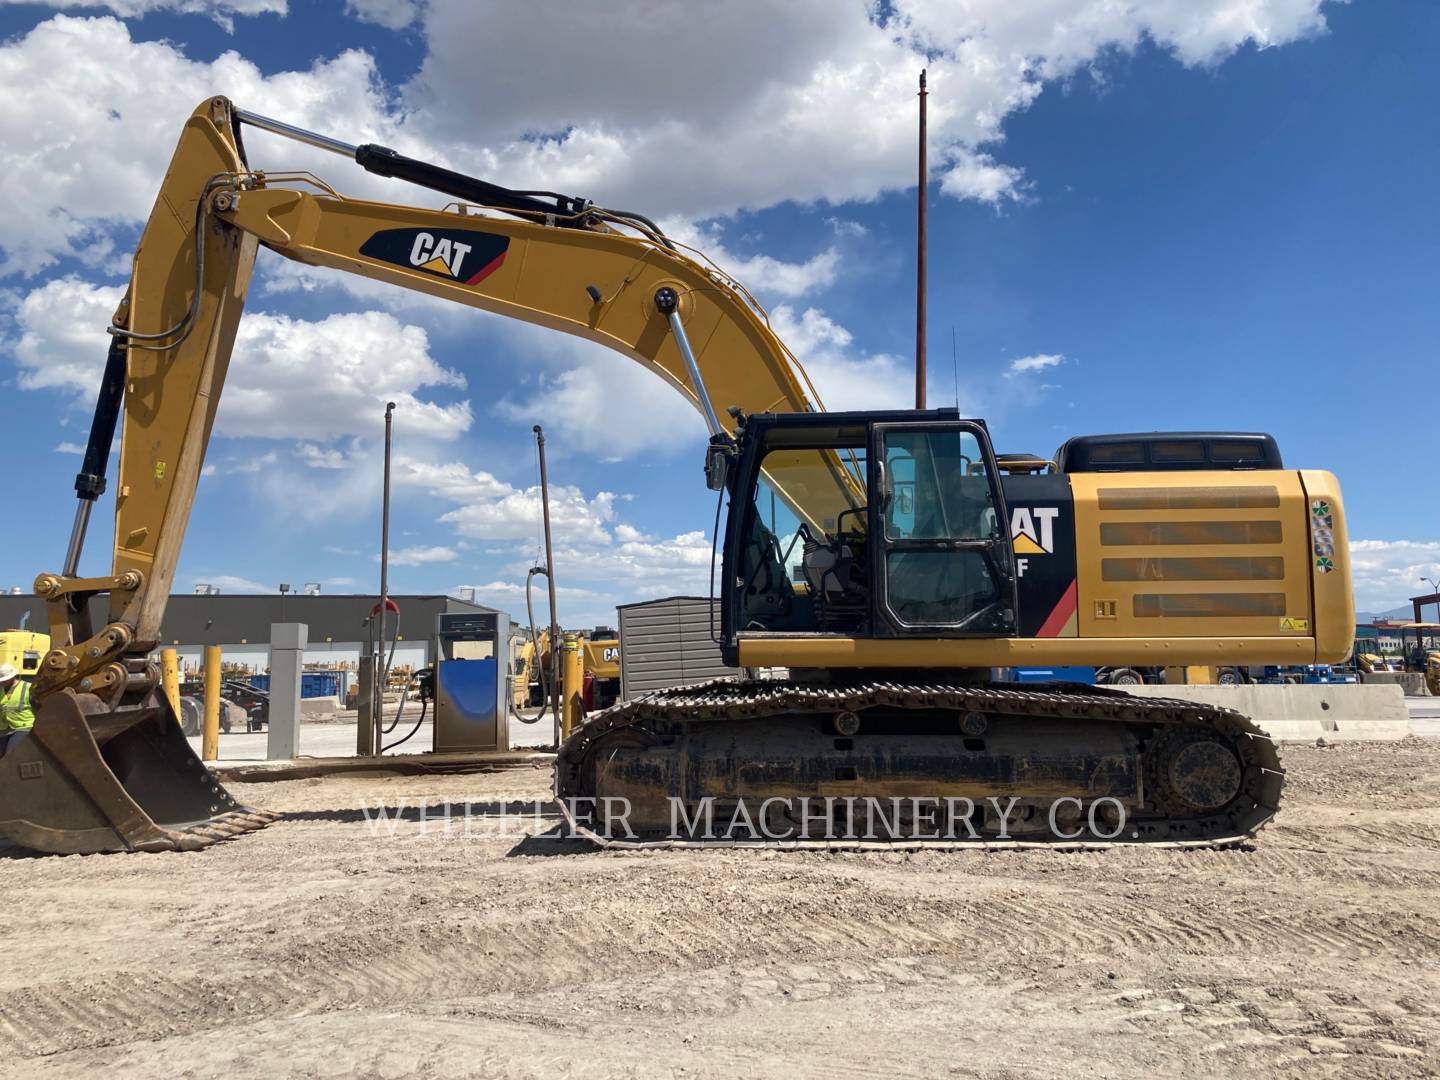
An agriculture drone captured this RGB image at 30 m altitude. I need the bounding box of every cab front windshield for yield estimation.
[737,429,868,634]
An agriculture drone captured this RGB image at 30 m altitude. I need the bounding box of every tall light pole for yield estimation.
[915,68,928,410]
[1422,577,1440,623]
[534,425,561,746]
[374,401,397,755]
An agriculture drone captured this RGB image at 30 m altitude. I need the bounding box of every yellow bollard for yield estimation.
[202,644,221,762]
[161,648,181,724]
[561,632,584,741]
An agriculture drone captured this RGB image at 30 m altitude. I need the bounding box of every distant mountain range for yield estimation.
[1356,604,1424,623]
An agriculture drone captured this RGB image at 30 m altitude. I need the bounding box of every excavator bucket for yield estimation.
[0,687,276,854]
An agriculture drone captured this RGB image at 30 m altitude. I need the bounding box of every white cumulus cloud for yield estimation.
[343,0,420,29]
[1007,353,1065,375]
[1348,540,1440,613]
[6,0,286,31]
[0,4,1335,274]
[770,305,914,413]
[11,277,472,441]
[385,544,459,567]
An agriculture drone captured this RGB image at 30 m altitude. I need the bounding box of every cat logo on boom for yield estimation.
[358,227,510,286]
[409,232,471,277]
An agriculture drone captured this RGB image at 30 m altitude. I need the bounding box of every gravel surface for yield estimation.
[1,738,1437,1078]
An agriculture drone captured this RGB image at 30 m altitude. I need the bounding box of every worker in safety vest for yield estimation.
[0,664,35,755]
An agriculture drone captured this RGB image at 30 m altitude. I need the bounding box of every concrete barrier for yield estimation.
[1360,671,1430,696]
[1124,683,1411,742]
[299,695,342,717]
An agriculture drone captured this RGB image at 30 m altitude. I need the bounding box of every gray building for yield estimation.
[0,592,506,674]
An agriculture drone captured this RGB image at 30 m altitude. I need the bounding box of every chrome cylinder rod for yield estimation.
[62,501,93,579]
[653,288,722,437]
[233,108,358,159]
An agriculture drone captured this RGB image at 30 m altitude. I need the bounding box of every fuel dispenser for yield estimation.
[429,611,510,752]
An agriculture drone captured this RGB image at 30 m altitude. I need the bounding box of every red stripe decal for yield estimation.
[464,250,507,286]
[1036,580,1078,638]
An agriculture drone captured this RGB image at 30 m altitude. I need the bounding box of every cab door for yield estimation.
[870,421,1018,636]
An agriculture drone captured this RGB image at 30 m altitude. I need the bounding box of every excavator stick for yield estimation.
[0,688,276,854]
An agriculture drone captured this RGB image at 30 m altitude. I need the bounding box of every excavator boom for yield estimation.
[0,97,826,853]
[0,97,1351,854]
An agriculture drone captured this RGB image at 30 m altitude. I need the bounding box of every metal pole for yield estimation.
[356,630,375,756]
[202,644,221,762]
[561,631,583,741]
[375,401,396,756]
[916,69,928,411]
[160,648,181,724]
[535,425,561,746]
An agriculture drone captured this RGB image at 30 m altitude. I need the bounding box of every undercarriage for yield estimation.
[555,678,1284,849]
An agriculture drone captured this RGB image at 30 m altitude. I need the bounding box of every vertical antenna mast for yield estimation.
[373,400,396,756]
[916,69,928,410]
[952,326,960,409]
[534,425,561,747]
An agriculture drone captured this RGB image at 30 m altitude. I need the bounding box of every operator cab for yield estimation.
[722,410,1018,655]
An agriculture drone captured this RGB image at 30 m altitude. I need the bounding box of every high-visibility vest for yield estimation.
[0,680,35,731]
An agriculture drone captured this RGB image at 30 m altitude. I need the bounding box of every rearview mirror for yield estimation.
[704,437,734,491]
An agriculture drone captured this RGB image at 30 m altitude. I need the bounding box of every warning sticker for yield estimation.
[1280,616,1310,632]
[1310,498,1336,573]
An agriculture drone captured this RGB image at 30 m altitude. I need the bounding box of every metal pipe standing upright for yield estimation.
[161,648,181,724]
[375,401,397,756]
[916,68,928,411]
[561,631,583,741]
[202,644,221,762]
[534,425,561,746]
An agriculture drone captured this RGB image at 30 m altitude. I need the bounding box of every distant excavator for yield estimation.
[514,629,620,713]
[0,98,1351,854]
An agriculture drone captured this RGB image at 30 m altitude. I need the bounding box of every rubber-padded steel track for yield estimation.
[555,679,1285,850]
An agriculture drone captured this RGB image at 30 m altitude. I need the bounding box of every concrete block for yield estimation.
[270,623,308,650]
[1360,671,1430,696]
[1123,683,1411,742]
[299,695,341,716]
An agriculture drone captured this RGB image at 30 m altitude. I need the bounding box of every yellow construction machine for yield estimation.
[0,98,1353,853]
[0,631,50,680]
[514,629,620,712]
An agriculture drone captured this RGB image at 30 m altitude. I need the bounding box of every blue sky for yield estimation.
[1,0,1436,623]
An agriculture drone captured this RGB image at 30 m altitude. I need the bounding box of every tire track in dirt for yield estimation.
[3,860,1437,1061]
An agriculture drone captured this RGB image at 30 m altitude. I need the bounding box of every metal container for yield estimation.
[616,596,735,700]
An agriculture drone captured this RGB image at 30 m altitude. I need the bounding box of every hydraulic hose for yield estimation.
[380,674,413,736]
[380,693,427,754]
[378,608,401,702]
[513,566,551,726]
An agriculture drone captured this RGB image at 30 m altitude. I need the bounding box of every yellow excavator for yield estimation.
[514,630,621,712]
[0,98,1352,854]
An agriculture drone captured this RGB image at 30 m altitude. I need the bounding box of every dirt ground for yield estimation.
[1,737,1438,1079]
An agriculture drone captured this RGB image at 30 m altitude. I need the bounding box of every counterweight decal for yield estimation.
[1001,473,1078,637]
